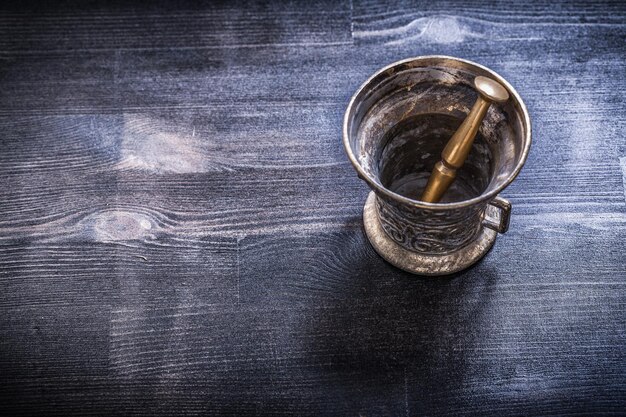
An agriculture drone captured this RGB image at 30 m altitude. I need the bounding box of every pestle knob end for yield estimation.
[474,76,509,103]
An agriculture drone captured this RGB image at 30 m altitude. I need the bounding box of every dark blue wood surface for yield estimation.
[0,1,625,415]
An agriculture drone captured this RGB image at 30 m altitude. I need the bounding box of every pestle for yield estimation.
[420,76,509,203]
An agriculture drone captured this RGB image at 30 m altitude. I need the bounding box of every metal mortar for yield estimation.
[343,56,531,275]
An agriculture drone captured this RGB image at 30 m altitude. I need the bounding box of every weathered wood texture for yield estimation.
[0,0,625,415]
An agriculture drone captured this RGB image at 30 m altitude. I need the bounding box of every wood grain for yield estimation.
[0,0,625,415]
[0,0,351,52]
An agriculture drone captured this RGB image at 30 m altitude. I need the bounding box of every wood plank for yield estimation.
[2,21,624,116]
[1,165,625,243]
[353,0,625,45]
[0,0,351,52]
[239,228,626,306]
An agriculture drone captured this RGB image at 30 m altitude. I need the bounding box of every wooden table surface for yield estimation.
[1,1,625,415]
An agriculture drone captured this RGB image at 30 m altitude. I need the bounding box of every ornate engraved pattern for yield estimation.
[376,194,486,255]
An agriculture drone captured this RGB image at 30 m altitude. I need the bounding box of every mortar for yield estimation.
[343,56,531,275]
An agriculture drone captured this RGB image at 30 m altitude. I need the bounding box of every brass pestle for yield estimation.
[420,76,509,203]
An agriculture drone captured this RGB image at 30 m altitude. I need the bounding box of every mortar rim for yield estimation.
[342,55,532,210]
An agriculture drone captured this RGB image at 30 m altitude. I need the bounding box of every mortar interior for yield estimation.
[377,113,493,203]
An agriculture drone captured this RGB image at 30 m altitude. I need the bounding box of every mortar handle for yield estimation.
[482,196,511,234]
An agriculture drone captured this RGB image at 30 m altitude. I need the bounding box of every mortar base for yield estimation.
[363,192,497,276]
